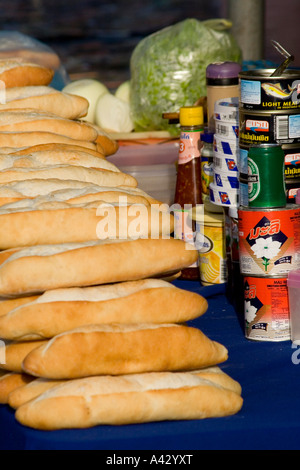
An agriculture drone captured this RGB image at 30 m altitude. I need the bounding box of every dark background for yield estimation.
[0,0,299,87]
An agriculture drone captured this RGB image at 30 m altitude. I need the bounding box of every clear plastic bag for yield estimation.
[0,31,69,89]
[130,18,242,134]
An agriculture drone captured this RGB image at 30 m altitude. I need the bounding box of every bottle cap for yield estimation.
[206,62,242,86]
[200,131,214,143]
[179,106,204,126]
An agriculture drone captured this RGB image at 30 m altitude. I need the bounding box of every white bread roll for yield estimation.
[0,86,89,119]
[0,372,34,404]
[8,366,241,409]
[22,323,228,379]
[0,198,174,249]
[0,279,207,341]
[0,340,47,373]
[0,238,198,297]
[0,110,98,141]
[0,164,137,187]
[0,58,54,87]
[15,372,243,429]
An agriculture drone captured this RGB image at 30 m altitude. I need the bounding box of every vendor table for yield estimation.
[1,279,300,450]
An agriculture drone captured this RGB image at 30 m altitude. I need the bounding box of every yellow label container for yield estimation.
[192,208,227,285]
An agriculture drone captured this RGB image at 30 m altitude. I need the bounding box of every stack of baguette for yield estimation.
[0,59,243,431]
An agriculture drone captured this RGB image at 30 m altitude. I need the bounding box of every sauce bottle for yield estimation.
[173,105,204,281]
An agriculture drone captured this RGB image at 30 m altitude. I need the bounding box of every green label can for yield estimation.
[247,143,286,208]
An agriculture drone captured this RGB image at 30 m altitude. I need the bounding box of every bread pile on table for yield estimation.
[0,59,243,430]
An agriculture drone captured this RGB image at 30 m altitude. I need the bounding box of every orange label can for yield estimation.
[244,276,290,341]
[238,205,300,276]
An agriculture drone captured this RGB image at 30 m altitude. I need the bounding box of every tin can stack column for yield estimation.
[239,68,300,206]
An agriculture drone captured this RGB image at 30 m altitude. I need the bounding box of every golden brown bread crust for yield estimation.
[8,366,241,409]
[0,59,54,87]
[14,372,243,429]
[0,280,208,341]
[0,164,137,187]
[22,323,228,379]
[0,340,47,373]
[0,372,34,404]
[0,131,98,150]
[0,86,89,119]
[5,143,106,159]
[0,238,198,297]
[0,201,173,249]
[0,110,99,141]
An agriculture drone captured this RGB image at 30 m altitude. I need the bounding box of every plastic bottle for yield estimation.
[206,61,242,132]
[173,106,204,281]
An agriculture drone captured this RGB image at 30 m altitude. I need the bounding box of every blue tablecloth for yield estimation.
[1,279,299,450]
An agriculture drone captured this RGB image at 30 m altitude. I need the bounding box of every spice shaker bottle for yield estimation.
[173,105,204,281]
[206,61,241,132]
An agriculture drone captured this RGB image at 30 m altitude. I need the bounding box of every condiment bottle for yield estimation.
[206,61,242,132]
[173,105,204,281]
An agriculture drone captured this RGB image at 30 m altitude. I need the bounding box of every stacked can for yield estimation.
[237,67,300,341]
[239,68,300,206]
[209,97,240,208]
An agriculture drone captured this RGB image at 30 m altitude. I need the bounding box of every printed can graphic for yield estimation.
[238,205,300,276]
[244,275,290,342]
[239,109,300,146]
[239,69,300,111]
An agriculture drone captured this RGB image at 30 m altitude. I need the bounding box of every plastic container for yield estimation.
[107,138,179,205]
[287,270,300,344]
[117,163,177,205]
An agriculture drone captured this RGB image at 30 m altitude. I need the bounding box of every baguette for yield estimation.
[0,181,153,207]
[0,131,98,150]
[0,110,98,142]
[22,323,228,379]
[0,151,119,172]
[2,143,106,159]
[0,199,174,249]
[0,58,54,87]
[15,371,243,429]
[0,279,207,341]
[0,340,47,373]
[0,238,196,297]
[8,366,241,409]
[0,164,137,187]
[0,86,89,119]
[0,372,34,404]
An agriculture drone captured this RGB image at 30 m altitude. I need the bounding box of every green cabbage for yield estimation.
[130,18,242,134]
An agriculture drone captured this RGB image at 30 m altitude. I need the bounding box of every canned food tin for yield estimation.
[238,205,300,276]
[244,275,290,342]
[214,97,239,122]
[209,183,239,207]
[192,208,227,285]
[247,143,286,208]
[239,109,300,146]
[240,143,300,181]
[239,68,300,111]
[215,120,239,139]
[214,134,238,156]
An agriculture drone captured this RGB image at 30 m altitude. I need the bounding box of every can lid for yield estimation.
[179,106,204,126]
[287,270,300,288]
